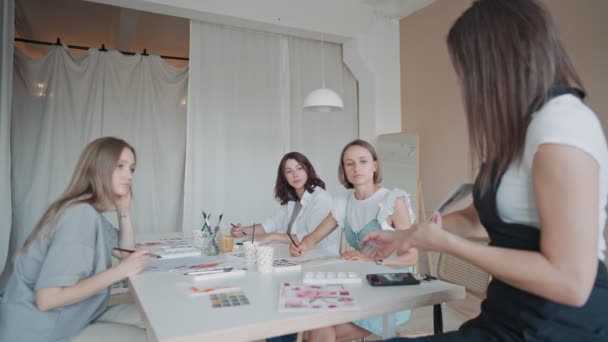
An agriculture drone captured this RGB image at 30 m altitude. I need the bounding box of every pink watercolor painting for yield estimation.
[277,283,359,312]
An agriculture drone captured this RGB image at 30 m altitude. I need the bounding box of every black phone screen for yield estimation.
[366,272,421,286]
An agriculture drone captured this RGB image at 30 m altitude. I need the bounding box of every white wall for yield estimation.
[344,18,402,142]
[88,0,435,42]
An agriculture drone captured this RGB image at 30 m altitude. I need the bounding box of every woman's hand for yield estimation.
[290,235,313,256]
[115,188,132,216]
[340,250,372,262]
[117,249,150,278]
[361,214,450,260]
[230,224,245,237]
[359,230,402,260]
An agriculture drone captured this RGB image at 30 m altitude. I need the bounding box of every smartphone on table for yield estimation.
[366,272,421,286]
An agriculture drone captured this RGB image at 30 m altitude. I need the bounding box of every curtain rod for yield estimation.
[14,37,189,61]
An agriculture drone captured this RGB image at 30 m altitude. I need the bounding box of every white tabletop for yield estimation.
[129,243,464,342]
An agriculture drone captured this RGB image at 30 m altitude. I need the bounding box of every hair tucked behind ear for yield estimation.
[21,137,136,251]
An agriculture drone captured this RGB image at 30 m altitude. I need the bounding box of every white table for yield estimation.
[129,242,464,342]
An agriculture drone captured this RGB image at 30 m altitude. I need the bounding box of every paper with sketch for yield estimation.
[288,247,338,262]
[145,255,223,272]
[136,238,200,259]
[432,183,473,218]
[277,282,359,312]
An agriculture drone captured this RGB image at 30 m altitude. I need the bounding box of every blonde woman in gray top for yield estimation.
[0,137,150,342]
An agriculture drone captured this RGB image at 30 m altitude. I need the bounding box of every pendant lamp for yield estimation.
[303,33,344,112]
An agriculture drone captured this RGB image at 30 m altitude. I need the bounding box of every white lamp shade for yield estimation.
[302,87,344,112]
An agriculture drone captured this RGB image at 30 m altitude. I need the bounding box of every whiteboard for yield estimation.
[376,133,418,217]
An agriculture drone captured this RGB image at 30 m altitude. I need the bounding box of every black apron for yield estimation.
[424,87,608,341]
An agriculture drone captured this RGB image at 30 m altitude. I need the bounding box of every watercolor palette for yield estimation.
[302,271,362,285]
[209,291,250,308]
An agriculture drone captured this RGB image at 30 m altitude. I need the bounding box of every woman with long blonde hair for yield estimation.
[0,137,149,341]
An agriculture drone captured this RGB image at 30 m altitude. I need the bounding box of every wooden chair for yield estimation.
[397,237,491,337]
[433,237,491,333]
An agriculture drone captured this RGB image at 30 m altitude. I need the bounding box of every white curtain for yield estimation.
[10,47,188,256]
[183,21,358,234]
[184,22,286,233]
[0,0,14,284]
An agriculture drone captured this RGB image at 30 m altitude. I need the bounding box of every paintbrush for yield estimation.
[215,214,223,229]
[231,222,247,236]
[113,247,161,258]
[287,233,299,248]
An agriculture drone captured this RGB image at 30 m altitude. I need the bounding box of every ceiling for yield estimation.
[85,0,436,43]
[13,0,435,67]
[15,0,190,66]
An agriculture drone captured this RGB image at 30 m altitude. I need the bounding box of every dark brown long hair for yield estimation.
[21,137,136,251]
[274,152,325,205]
[338,139,382,189]
[447,0,584,193]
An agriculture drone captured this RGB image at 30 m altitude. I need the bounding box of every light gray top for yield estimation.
[0,204,118,342]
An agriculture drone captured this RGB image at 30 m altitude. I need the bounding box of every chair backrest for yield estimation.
[437,237,491,298]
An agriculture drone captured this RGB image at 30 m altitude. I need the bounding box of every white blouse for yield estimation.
[332,188,416,233]
[262,186,339,254]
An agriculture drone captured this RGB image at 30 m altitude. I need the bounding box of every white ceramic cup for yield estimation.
[256,246,274,273]
[243,241,260,268]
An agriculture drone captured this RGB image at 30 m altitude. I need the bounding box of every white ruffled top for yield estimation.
[332,188,416,233]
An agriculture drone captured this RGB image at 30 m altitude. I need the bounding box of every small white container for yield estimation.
[256,246,274,273]
[242,241,260,268]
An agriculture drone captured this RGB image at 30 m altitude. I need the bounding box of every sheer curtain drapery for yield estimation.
[183,21,358,233]
[10,47,188,258]
[0,0,14,281]
[5,20,358,283]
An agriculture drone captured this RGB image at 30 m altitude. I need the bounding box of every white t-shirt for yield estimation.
[332,187,416,232]
[497,94,608,260]
[262,186,338,254]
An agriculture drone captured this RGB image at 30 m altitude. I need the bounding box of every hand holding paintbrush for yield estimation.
[113,247,161,258]
[230,223,247,237]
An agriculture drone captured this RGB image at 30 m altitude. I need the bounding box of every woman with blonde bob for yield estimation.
[290,139,418,341]
[363,0,608,341]
[0,137,150,342]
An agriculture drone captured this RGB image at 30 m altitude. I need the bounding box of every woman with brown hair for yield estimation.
[362,0,608,340]
[230,151,338,253]
[0,137,150,341]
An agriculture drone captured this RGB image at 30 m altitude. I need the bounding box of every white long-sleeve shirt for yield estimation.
[262,186,339,254]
